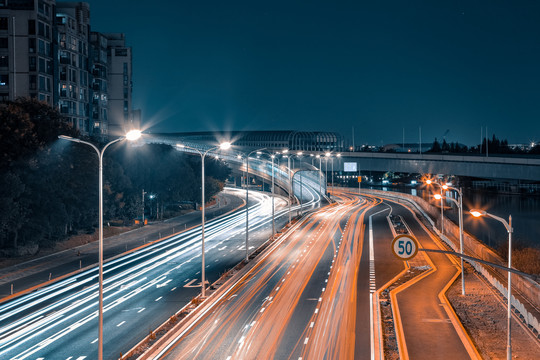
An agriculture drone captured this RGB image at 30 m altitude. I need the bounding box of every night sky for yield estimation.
[87,0,540,146]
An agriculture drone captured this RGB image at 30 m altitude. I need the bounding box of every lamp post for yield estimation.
[141,189,147,225]
[325,152,330,196]
[271,154,276,235]
[282,149,292,225]
[434,191,465,295]
[316,154,322,196]
[177,142,231,297]
[470,209,513,360]
[335,153,341,192]
[426,179,444,234]
[292,169,305,216]
[295,152,304,216]
[237,148,266,262]
[59,129,142,360]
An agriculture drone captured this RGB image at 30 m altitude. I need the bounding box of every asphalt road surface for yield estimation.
[0,186,321,360]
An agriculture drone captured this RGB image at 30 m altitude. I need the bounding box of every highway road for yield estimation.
[151,189,475,360]
[154,191,379,359]
[0,186,320,360]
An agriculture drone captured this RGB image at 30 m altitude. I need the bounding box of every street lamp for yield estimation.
[59,129,142,360]
[236,147,266,262]
[325,152,330,196]
[316,154,322,196]
[434,190,465,295]
[470,209,513,360]
[271,154,276,236]
[282,149,293,225]
[177,141,231,297]
[426,179,445,234]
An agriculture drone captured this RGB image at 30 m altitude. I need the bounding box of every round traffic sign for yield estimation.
[391,234,419,261]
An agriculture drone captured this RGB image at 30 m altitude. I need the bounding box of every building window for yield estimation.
[0,55,7,68]
[0,18,8,31]
[28,20,35,35]
[0,38,7,48]
[115,48,128,56]
[39,75,45,91]
[0,74,8,86]
[38,57,46,72]
[60,51,70,65]
[29,38,36,53]
[60,66,67,80]
[29,56,36,71]
[0,92,8,101]
[38,39,47,55]
[38,22,45,36]
[29,75,37,90]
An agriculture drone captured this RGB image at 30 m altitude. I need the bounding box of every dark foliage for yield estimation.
[0,98,231,255]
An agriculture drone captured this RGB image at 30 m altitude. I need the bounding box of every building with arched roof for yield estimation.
[154,130,343,152]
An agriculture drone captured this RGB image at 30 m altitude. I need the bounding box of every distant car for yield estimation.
[395,225,408,234]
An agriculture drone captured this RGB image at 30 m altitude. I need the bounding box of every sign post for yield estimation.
[391,234,419,261]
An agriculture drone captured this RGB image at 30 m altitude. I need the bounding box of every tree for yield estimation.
[0,97,76,169]
[429,138,441,153]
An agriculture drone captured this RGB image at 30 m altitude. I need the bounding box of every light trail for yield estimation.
[0,185,320,359]
[158,191,376,360]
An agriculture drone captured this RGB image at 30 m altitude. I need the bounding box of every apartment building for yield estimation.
[0,0,136,139]
[0,0,56,105]
[56,2,90,134]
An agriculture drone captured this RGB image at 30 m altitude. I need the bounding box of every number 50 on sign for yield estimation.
[391,234,419,261]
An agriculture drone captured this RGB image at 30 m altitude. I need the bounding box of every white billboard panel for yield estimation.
[344,162,357,172]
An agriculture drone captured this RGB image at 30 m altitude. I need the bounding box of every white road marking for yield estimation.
[138,307,146,313]
[117,321,126,327]
[155,297,162,302]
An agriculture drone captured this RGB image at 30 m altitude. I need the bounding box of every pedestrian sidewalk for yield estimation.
[0,191,244,300]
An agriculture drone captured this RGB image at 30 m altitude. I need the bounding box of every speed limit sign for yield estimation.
[391,234,419,261]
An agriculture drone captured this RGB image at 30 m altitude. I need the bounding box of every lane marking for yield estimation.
[117,321,126,327]
[155,297,162,302]
[138,307,146,313]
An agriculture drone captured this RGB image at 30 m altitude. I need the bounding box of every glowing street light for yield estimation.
[470,209,513,360]
[59,130,142,360]
[426,179,445,234]
[434,190,465,295]
[176,141,231,297]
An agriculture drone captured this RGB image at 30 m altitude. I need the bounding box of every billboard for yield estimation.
[344,162,357,172]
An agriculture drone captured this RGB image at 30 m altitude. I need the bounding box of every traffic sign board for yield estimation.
[391,234,419,261]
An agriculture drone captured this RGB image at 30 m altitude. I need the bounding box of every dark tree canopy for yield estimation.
[0,98,231,256]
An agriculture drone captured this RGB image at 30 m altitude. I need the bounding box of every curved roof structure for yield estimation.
[154,130,343,152]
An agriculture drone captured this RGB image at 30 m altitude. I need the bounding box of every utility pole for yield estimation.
[142,189,146,225]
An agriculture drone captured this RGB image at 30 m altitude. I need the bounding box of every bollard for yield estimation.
[49,273,52,281]
[11,284,13,295]
[173,227,175,233]
[80,260,82,269]
[125,244,127,252]
[185,224,187,230]
[159,232,161,239]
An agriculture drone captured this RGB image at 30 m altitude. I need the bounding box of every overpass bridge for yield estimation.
[146,132,540,183]
[309,151,540,182]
